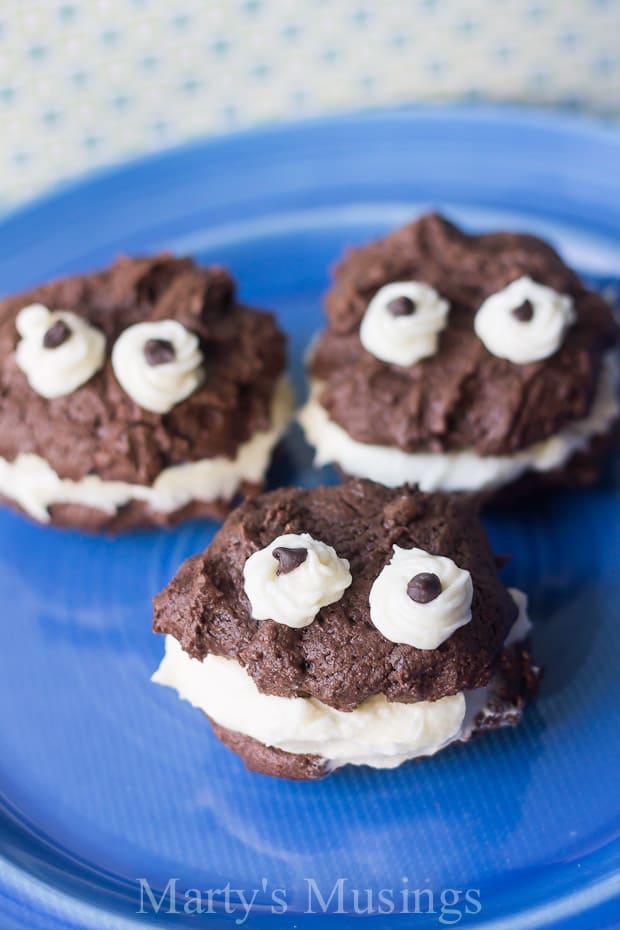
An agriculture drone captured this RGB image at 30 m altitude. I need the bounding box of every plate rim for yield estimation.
[1,101,620,230]
[1,103,620,930]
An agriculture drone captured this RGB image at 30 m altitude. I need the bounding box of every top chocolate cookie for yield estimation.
[0,255,289,530]
[300,213,619,496]
[153,480,518,710]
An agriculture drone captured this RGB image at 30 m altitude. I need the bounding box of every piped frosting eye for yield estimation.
[359,281,450,366]
[111,319,205,413]
[368,546,473,649]
[474,276,576,364]
[243,532,352,628]
[15,303,106,398]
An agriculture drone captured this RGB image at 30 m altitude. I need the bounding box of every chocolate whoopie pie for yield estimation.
[0,254,291,530]
[152,479,539,780]
[299,213,619,498]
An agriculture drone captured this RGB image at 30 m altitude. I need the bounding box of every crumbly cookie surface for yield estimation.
[153,479,518,710]
[0,254,286,485]
[311,213,618,455]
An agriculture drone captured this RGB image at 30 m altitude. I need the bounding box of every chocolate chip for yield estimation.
[144,338,176,366]
[512,300,534,323]
[387,296,416,317]
[272,546,308,575]
[407,572,442,603]
[43,319,71,349]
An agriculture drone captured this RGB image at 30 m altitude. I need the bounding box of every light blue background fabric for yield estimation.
[0,0,619,208]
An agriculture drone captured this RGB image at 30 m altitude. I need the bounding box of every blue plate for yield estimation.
[1,106,620,930]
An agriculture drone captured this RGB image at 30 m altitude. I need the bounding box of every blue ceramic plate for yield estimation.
[0,107,619,930]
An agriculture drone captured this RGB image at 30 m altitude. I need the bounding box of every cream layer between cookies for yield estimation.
[153,590,531,772]
[299,352,619,493]
[0,379,292,523]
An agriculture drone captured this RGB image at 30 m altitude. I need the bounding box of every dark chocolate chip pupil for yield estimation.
[387,296,416,317]
[144,338,176,366]
[43,319,71,349]
[272,546,308,575]
[512,299,535,323]
[407,572,442,604]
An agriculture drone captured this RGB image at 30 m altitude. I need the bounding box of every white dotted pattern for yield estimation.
[0,0,618,207]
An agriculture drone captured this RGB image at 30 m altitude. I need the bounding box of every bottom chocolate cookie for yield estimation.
[208,643,540,780]
[210,720,327,781]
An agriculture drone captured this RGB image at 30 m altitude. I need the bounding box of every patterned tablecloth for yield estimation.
[0,0,619,208]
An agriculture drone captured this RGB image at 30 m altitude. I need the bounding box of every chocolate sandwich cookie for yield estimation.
[299,213,619,498]
[152,479,540,779]
[0,254,290,530]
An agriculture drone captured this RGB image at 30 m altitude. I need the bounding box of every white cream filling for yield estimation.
[298,352,619,493]
[152,591,531,771]
[0,379,292,522]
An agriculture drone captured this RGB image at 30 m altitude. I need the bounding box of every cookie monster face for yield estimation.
[0,255,289,529]
[152,480,539,779]
[300,213,619,496]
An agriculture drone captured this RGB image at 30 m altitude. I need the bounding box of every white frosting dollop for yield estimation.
[359,281,450,367]
[111,319,205,413]
[368,546,473,649]
[243,532,352,628]
[15,304,106,398]
[299,352,619,492]
[474,276,576,363]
